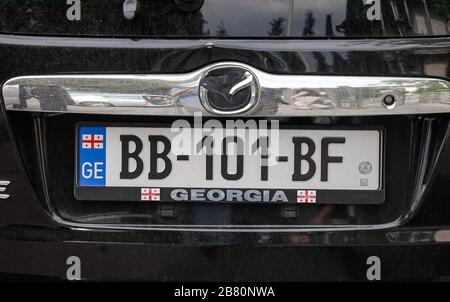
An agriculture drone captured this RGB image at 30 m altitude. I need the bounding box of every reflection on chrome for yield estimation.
[2,62,450,116]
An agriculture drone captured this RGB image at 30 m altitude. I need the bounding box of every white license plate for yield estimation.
[75,125,384,204]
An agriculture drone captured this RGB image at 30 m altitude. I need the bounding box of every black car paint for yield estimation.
[0,35,449,281]
[1,0,449,38]
[1,1,450,281]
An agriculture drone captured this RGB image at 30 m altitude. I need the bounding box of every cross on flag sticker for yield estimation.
[141,188,160,201]
[82,134,104,149]
[297,190,316,203]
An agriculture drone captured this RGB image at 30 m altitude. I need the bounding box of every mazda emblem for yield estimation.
[199,63,260,115]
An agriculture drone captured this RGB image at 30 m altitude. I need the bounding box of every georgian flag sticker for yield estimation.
[297,190,316,203]
[82,134,104,149]
[141,188,160,201]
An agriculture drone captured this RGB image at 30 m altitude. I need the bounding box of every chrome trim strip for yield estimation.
[0,194,9,200]
[0,180,10,186]
[52,214,404,233]
[2,34,450,51]
[2,62,450,117]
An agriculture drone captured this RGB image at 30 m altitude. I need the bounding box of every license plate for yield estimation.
[75,124,384,204]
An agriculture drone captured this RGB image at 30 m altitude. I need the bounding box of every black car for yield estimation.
[0,0,450,282]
